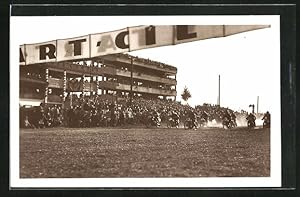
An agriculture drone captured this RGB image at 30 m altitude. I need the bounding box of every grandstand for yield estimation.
[19,53,177,106]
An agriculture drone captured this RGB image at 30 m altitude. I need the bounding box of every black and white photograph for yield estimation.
[10,15,281,188]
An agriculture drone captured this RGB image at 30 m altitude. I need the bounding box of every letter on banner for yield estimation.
[56,35,90,61]
[129,25,173,52]
[90,28,129,57]
[25,40,57,65]
[174,25,224,44]
[19,45,25,65]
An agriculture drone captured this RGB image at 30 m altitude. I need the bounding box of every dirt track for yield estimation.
[20,126,270,178]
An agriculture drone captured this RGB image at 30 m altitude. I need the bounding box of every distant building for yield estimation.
[19,53,177,106]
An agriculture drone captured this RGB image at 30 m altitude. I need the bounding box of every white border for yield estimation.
[10,15,281,188]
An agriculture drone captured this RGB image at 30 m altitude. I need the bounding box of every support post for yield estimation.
[82,74,85,95]
[45,68,49,104]
[100,60,104,95]
[103,75,106,95]
[174,75,177,101]
[70,92,72,107]
[63,70,67,102]
[96,75,99,96]
[130,57,134,105]
[90,61,92,96]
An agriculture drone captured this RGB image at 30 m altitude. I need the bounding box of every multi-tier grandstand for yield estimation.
[20,53,177,107]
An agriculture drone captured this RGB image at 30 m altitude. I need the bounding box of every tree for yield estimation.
[181,86,191,103]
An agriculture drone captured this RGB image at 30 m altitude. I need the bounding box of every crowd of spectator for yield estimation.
[20,71,44,81]
[20,95,247,129]
[20,104,64,129]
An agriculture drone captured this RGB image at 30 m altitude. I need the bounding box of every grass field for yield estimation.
[20,126,270,178]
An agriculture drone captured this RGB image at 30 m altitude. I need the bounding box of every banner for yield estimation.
[90,28,129,57]
[19,45,25,66]
[174,25,224,44]
[23,40,57,65]
[56,35,90,61]
[129,25,174,51]
[19,25,270,65]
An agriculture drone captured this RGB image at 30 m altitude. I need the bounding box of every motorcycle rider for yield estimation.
[200,110,209,123]
[262,111,271,127]
[151,109,161,127]
[188,109,198,130]
[246,112,256,127]
[230,111,237,127]
[222,110,231,128]
[169,110,180,128]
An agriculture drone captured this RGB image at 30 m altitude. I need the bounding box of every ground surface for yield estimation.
[20,126,270,178]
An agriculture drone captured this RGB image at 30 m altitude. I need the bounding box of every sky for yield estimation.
[11,16,280,112]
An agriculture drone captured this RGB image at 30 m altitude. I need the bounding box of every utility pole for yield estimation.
[218,74,221,106]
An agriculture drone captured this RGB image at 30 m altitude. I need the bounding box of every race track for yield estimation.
[20,126,270,178]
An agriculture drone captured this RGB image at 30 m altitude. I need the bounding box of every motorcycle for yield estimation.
[230,119,237,128]
[198,117,208,127]
[146,116,161,128]
[247,119,256,128]
[263,119,270,128]
[222,117,233,129]
[167,117,179,128]
[184,118,198,130]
